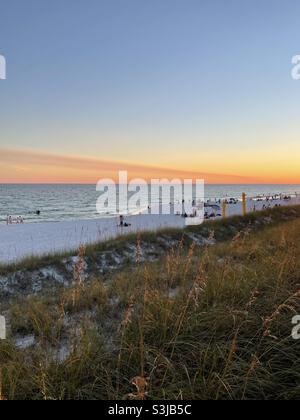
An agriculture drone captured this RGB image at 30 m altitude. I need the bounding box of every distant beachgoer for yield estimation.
[119,215,132,227]
[9,216,12,225]
[36,210,41,216]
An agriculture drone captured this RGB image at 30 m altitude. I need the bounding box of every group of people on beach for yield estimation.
[6,215,24,225]
[261,203,282,210]
[203,193,295,220]
[119,215,131,227]
[4,210,41,225]
[256,194,292,202]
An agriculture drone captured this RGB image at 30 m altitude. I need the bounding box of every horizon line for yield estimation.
[1,182,300,186]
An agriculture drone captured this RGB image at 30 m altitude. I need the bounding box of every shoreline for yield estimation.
[1,196,300,265]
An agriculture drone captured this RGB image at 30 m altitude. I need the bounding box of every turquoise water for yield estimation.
[0,184,300,223]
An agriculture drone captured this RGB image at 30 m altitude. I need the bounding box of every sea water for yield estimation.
[1,184,300,224]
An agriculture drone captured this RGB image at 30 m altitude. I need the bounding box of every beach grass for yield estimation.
[1,206,300,399]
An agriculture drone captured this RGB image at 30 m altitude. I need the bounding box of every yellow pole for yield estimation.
[222,201,227,219]
[242,193,247,216]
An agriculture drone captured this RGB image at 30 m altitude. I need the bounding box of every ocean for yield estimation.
[1,184,300,224]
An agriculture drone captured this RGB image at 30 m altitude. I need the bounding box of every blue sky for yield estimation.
[1,0,300,182]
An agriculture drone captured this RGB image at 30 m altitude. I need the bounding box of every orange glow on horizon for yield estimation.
[0,148,300,185]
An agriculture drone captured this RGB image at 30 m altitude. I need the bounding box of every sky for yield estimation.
[0,0,300,184]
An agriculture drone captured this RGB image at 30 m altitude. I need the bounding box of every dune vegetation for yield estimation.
[1,206,300,400]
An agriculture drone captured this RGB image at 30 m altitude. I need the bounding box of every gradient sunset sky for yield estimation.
[1,0,300,184]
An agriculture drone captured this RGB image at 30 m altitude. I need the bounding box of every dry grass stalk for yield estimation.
[72,245,86,307]
[183,241,196,281]
[116,295,135,397]
[231,223,252,248]
[59,291,67,320]
[170,247,210,358]
[216,330,239,399]
[120,295,134,330]
[127,376,148,400]
[190,260,208,307]
[246,288,259,310]
[0,367,5,401]
[170,236,185,278]
[242,354,261,399]
[135,233,142,265]
[138,267,150,378]
[263,288,300,338]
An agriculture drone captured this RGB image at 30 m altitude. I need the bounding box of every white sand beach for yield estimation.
[1,196,300,265]
[0,214,185,265]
